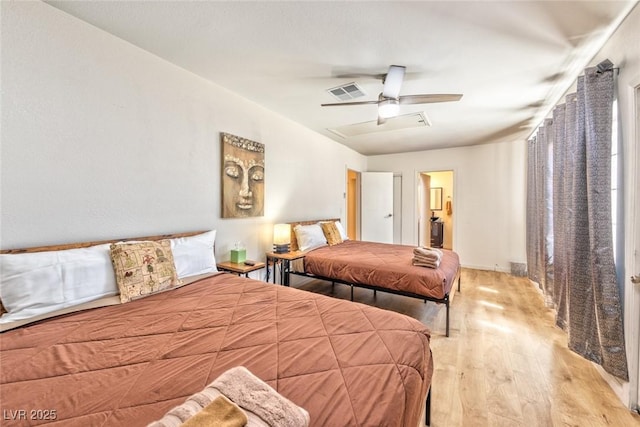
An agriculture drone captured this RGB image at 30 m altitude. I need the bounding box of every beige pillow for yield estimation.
[110,240,181,303]
[321,222,343,246]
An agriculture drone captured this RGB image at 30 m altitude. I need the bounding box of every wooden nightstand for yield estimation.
[265,251,305,286]
[216,260,265,278]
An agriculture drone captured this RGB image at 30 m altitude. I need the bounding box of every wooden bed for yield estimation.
[286,220,461,337]
[0,232,434,426]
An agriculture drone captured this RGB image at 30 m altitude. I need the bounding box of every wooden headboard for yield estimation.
[0,231,207,255]
[287,219,340,252]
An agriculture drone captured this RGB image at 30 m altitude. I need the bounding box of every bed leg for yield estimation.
[373,289,377,298]
[350,285,354,301]
[446,299,450,337]
[425,387,431,426]
[331,281,335,291]
[457,274,461,293]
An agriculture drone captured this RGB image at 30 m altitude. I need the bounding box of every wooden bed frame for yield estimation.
[0,231,205,254]
[286,219,461,337]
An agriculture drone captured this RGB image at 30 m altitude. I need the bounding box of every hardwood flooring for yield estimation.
[292,268,640,426]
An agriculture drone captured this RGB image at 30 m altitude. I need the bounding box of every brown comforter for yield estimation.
[0,274,432,426]
[302,240,460,299]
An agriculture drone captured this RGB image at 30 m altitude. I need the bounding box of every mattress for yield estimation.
[0,273,432,426]
[301,240,460,299]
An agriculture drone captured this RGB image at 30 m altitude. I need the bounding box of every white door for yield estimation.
[361,172,394,243]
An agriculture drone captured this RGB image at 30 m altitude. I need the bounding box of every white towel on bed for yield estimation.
[413,247,443,269]
[148,366,309,427]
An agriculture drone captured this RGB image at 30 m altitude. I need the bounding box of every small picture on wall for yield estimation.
[221,132,265,218]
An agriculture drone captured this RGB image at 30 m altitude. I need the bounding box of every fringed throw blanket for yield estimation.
[413,247,443,269]
[149,366,310,427]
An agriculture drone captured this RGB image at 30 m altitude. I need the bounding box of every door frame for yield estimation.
[393,173,403,244]
[345,168,360,240]
[629,83,640,411]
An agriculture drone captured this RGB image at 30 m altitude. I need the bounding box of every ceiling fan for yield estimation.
[321,65,463,124]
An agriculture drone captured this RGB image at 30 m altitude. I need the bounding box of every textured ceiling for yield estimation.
[46,1,638,155]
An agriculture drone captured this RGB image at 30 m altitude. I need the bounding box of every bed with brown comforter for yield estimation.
[286,221,461,337]
[0,273,433,426]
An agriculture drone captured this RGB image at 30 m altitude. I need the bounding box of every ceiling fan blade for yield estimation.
[333,72,387,80]
[382,65,406,99]
[398,94,463,104]
[321,100,379,107]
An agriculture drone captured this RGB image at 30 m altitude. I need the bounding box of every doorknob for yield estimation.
[632,275,640,285]
[385,214,393,218]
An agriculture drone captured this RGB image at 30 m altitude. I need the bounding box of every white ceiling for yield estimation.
[45,1,638,155]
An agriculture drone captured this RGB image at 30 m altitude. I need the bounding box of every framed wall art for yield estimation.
[221,132,265,218]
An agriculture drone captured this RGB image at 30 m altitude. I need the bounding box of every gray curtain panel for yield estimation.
[527,118,554,305]
[535,124,546,292]
[526,136,538,285]
[543,118,555,305]
[552,103,568,329]
[526,69,628,380]
[582,67,627,380]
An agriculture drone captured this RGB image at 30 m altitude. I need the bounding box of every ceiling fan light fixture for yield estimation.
[378,98,399,118]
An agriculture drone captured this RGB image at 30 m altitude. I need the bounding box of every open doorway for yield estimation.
[418,170,454,249]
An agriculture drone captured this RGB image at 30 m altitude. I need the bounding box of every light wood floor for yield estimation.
[293,269,640,426]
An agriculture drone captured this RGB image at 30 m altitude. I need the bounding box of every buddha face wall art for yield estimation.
[221,132,265,218]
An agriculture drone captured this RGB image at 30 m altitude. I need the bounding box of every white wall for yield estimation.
[368,140,527,272]
[0,1,366,277]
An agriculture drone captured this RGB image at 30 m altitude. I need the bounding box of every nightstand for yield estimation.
[265,251,305,286]
[216,260,265,278]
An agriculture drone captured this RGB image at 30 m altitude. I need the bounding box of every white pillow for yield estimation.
[170,230,217,278]
[294,224,327,252]
[0,244,117,323]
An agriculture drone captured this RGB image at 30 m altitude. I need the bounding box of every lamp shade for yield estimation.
[273,223,291,245]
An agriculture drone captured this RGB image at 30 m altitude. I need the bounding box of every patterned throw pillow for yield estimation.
[321,222,343,246]
[110,240,181,303]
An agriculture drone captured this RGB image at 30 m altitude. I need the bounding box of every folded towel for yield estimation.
[148,394,246,427]
[148,366,309,427]
[413,253,440,262]
[181,396,247,427]
[412,258,441,269]
[413,246,443,259]
[212,366,309,427]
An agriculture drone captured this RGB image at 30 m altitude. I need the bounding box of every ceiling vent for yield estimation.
[327,112,431,138]
[327,82,365,101]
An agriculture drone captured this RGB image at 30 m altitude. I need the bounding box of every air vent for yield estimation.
[327,112,431,138]
[327,82,365,101]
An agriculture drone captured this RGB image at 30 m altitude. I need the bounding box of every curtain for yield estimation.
[552,103,568,328]
[526,67,628,380]
[526,119,554,305]
[582,68,627,379]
